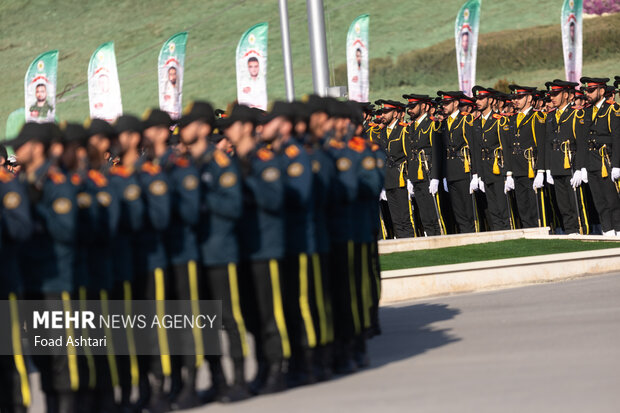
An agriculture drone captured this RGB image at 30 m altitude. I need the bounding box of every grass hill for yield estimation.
[0,0,615,133]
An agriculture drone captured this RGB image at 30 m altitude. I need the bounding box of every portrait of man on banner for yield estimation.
[160,61,183,119]
[89,68,119,122]
[565,14,578,81]
[348,43,368,102]
[26,80,54,122]
[458,23,473,94]
[238,51,267,110]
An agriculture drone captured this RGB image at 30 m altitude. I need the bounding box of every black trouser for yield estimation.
[353,243,374,334]
[329,242,362,343]
[514,176,539,228]
[413,180,441,236]
[0,293,29,413]
[485,179,511,231]
[386,187,415,238]
[447,179,475,233]
[204,263,248,362]
[552,175,580,234]
[240,259,290,365]
[379,200,394,239]
[369,242,381,333]
[313,253,334,346]
[587,170,620,232]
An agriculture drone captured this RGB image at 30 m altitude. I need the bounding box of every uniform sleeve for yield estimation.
[331,149,359,203]
[469,120,482,176]
[140,171,170,231]
[41,180,76,244]
[206,158,243,220]
[96,182,119,240]
[357,150,381,199]
[544,117,553,172]
[535,115,547,171]
[611,106,620,167]
[503,119,515,173]
[430,123,442,180]
[246,158,284,213]
[173,167,200,226]
[1,179,32,242]
[282,150,313,209]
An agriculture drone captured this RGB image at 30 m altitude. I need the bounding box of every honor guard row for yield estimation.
[364,76,620,239]
[0,97,384,413]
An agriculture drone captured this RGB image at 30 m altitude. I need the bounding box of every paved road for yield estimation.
[30,273,620,412]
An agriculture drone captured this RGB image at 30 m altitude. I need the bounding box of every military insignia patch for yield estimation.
[149,180,168,196]
[287,162,304,177]
[183,175,199,191]
[219,172,237,188]
[124,184,141,201]
[285,145,300,158]
[377,158,385,168]
[362,156,376,170]
[261,167,280,182]
[2,192,21,210]
[336,157,352,171]
[76,192,93,209]
[96,191,112,207]
[312,160,321,173]
[214,150,231,168]
[52,197,72,214]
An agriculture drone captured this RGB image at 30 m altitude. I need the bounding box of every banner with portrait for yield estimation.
[455,0,481,97]
[159,32,187,120]
[25,50,58,123]
[561,0,582,83]
[236,23,268,111]
[346,14,369,102]
[88,42,123,122]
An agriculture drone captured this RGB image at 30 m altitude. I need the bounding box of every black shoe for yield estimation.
[169,387,201,410]
[333,355,356,375]
[219,383,252,403]
[258,363,286,395]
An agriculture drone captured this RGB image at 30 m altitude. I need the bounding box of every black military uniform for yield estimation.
[375,100,414,238]
[404,94,442,235]
[544,80,587,234]
[579,77,620,234]
[472,86,512,231]
[505,85,547,228]
[438,91,477,233]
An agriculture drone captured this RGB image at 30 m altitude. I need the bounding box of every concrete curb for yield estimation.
[380,247,620,304]
[378,227,550,254]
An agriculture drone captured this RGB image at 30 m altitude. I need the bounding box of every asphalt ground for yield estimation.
[29,272,620,412]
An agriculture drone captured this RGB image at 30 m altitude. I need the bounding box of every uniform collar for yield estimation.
[415,113,427,124]
[387,119,398,129]
[482,111,492,120]
[595,98,605,110]
[450,110,459,120]
[558,103,570,112]
[519,106,532,116]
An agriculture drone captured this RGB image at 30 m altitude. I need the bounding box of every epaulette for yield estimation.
[606,98,616,105]
[398,121,409,127]
[285,144,300,159]
[492,113,503,120]
[535,111,547,122]
[48,168,66,185]
[612,103,620,113]
[371,143,380,152]
[329,140,345,149]
[256,148,274,161]
[368,122,378,127]
[174,156,190,168]
[109,165,133,178]
[348,137,366,153]
[460,112,469,117]
[0,167,13,183]
[141,162,162,176]
[574,109,585,119]
[88,169,108,187]
[499,116,508,127]
[70,173,82,186]
[214,149,231,167]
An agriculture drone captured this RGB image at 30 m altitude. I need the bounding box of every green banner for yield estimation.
[88,42,123,122]
[346,14,369,102]
[561,0,582,82]
[455,0,481,96]
[24,50,58,123]
[159,32,188,120]
[236,23,268,110]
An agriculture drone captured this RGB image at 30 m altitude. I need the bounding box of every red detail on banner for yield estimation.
[30,75,49,84]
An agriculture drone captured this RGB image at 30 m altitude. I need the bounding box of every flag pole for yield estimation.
[306,0,330,96]
[279,0,295,101]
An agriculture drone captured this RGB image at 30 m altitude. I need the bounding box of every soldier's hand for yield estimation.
[443,178,449,193]
[380,188,387,201]
[429,179,439,195]
[581,168,588,184]
[469,174,479,194]
[546,170,554,185]
[479,179,485,193]
[612,167,620,182]
[406,179,414,198]
[532,171,545,190]
[504,175,515,193]
[570,169,582,188]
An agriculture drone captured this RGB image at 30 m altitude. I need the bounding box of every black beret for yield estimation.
[216,104,257,130]
[508,85,537,95]
[114,115,143,134]
[61,122,88,145]
[178,101,215,128]
[86,118,116,139]
[580,77,609,86]
[437,91,465,101]
[142,108,172,129]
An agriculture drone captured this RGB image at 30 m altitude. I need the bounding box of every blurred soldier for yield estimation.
[404,94,443,235]
[179,102,250,402]
[222,104,290,395]
[107,117,145,411]
[505,85,547,228]
[0,149,32,413]
[545,80,587,235]
[579,77,620,236]
[437,91,477,233]
[472,86,512,230]
[573,88,587,110]
[375,100,413,238]
[10,123,78,412]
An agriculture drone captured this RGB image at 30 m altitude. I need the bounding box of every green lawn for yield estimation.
[380,239,620,271]
[0,0,562,131]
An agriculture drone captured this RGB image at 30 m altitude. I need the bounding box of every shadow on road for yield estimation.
[367,303,461,369]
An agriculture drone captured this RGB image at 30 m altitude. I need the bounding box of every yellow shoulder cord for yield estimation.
[493,119,504,175]
[461,117,471,173]
[530,114,537,146]
[401,126,408,156]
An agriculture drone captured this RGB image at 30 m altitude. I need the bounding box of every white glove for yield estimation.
[479,179,485,193]
[429,179,439,195]
[504,175,515,193]
[612,167,620,182]
[443,178,449,192]
[546,170,554,185]
[570,169,582,188]
[533,171,545,189]
[469,174,479,194]
[380,189,387,201]
[406,179,414,198]
[581,167,588,184]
